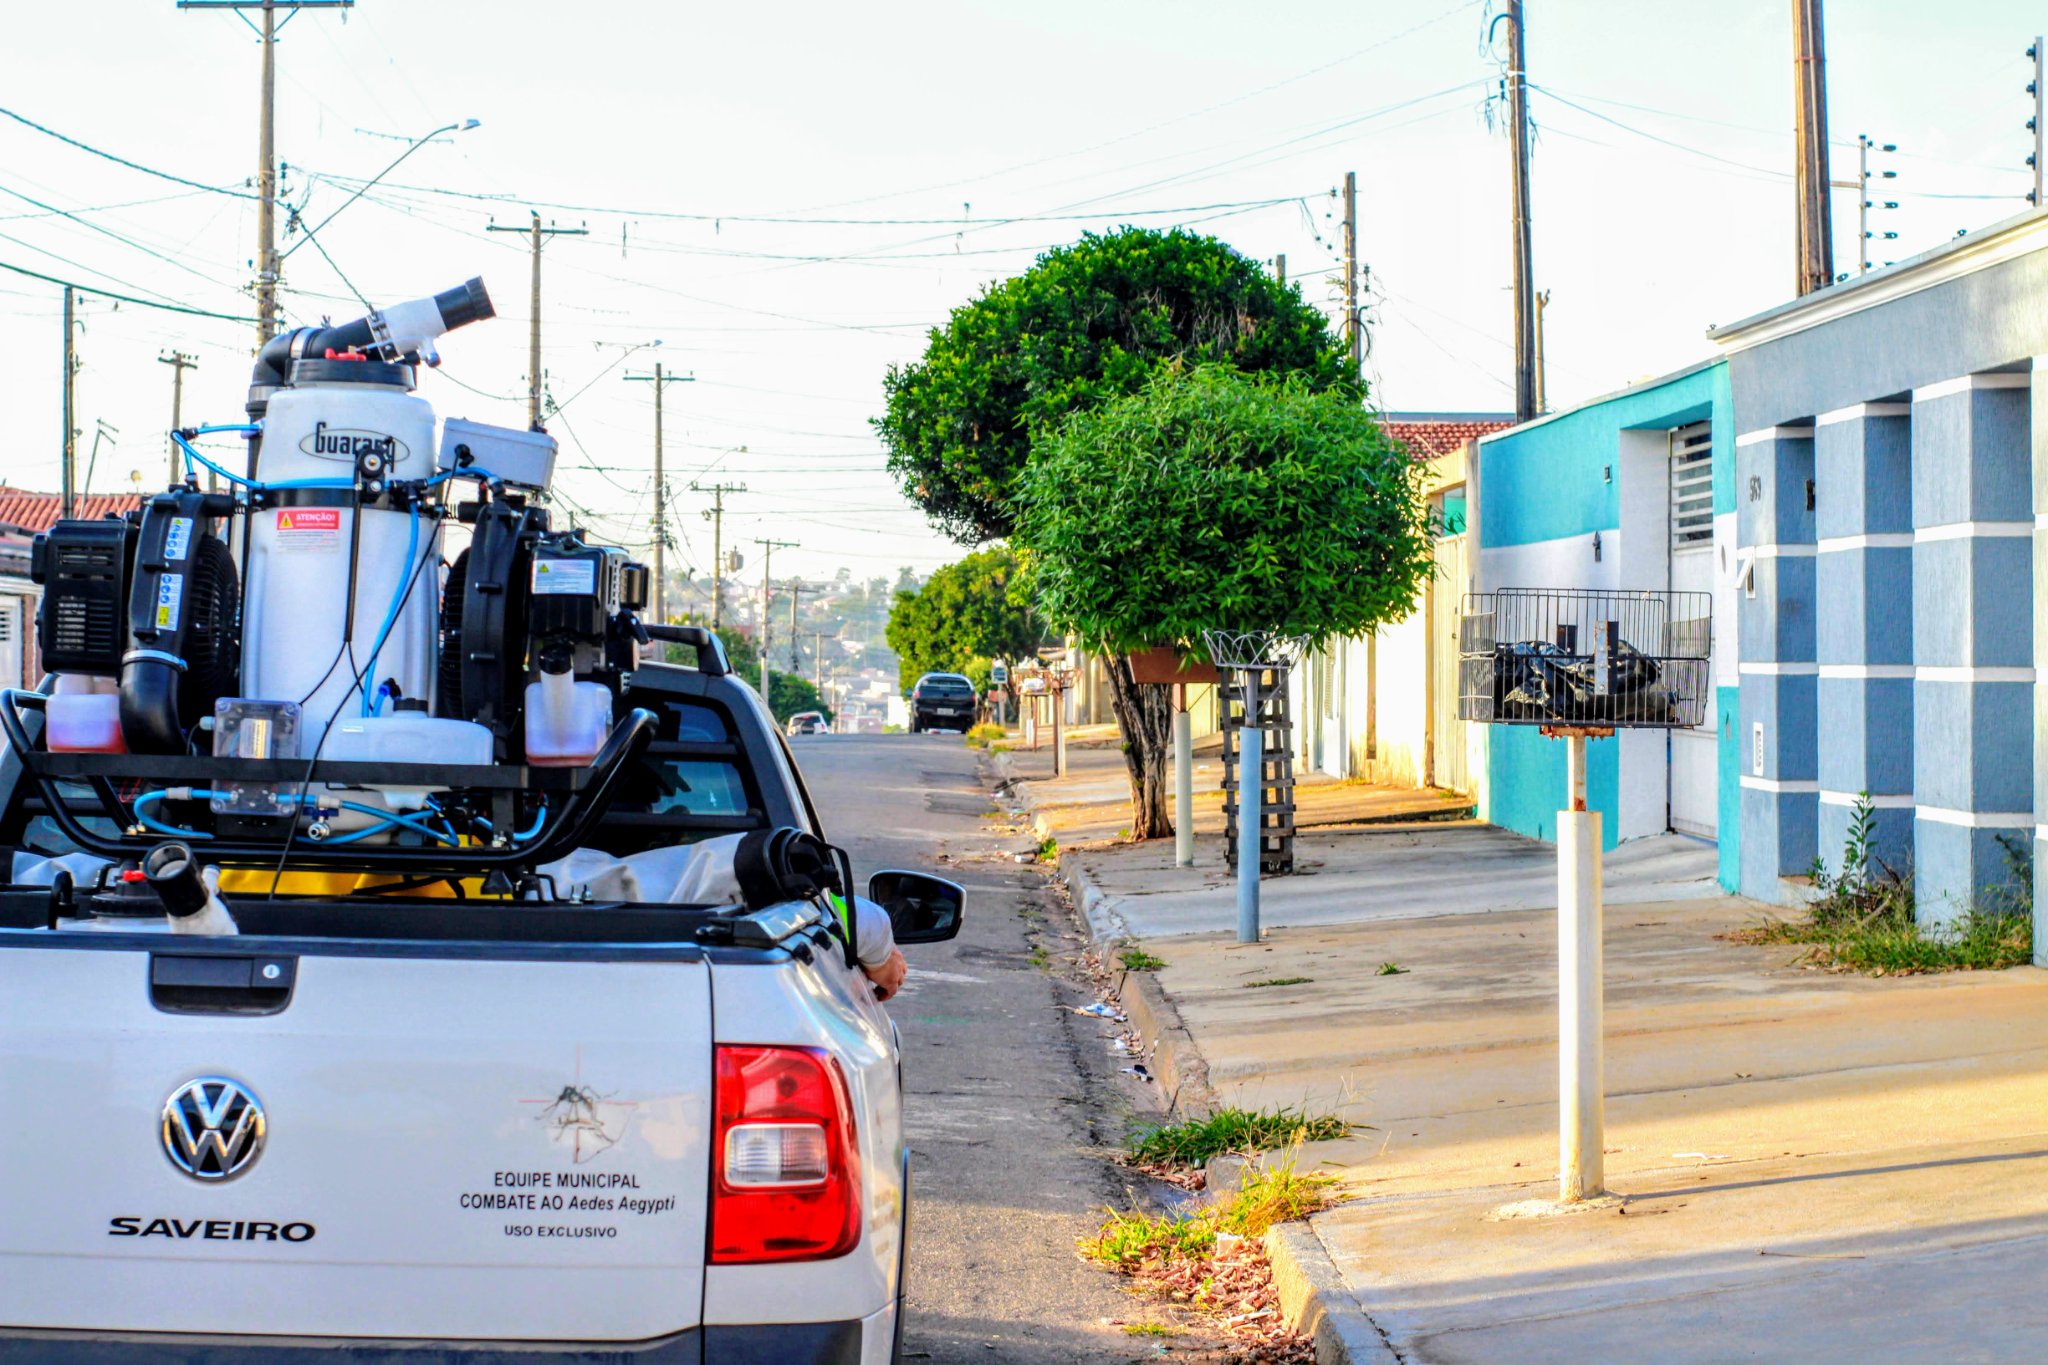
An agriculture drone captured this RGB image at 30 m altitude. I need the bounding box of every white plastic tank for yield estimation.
[240,364,441,754]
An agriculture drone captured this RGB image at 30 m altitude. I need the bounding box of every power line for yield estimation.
[298,176,1312,228]
[0,257,256,321]
[0,104,256,199]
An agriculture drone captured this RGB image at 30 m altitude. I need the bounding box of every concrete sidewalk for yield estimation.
[991,732,2048,1363]
[997,730,1472,848]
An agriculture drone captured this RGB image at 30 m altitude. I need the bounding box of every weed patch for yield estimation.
[1080,1157,1336,1358]
[1121,1322,1177,1337]
[1245,976,1313,989]
[1035,835,1058,863]
[964,723,1007,750]
[1376,961,1407,976]
[1727,794,2034,974]
[1118,946,1168,972]
[1128,1106,1350,1169]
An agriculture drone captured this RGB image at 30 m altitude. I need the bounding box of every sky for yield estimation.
[0,1,2038,590]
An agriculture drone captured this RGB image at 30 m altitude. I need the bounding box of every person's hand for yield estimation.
[863,947,908,1002]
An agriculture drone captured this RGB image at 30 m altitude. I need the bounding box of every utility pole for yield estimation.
[487,210,586,428]
[813,631,824,693]
[1273,253,1286,286]
[1791,0,1835,296]
[1533,290,1550,414]
[159,351,199,485]
[1341,172,1361,381]
[787,580,802,671]
[178,1,356,346]
[625,363,694,631]
[61,286,77,519]
[1505,0,1537,422]
[691,480,747,627]
[753,539,797,701]
[2032,38,2045,207]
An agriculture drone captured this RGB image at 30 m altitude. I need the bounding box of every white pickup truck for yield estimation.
[0,637,961,1363]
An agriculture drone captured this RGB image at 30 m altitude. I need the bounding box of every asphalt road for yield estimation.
[794,731,1169,1364]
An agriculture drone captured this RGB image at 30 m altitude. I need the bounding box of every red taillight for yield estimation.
[710,1045,861,1264]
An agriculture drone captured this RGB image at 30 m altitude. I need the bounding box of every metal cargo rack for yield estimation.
[1457,588,1711,732]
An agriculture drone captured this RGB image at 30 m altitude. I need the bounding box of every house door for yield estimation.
[1428,492,1470,793]
[1667,422,1717,838]
[1314,644,1346,777]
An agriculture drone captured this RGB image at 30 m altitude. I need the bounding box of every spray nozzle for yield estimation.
[142,842,210,920]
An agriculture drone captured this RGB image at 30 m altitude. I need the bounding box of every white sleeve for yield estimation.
[850,895,896,967]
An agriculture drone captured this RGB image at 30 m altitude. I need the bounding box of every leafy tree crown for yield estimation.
[884,545,1049,691]
[878,227,1358,544]
[1017,365,1434,657]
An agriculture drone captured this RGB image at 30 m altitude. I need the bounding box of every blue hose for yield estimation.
[359,500,422,717]
[130,789,458,847]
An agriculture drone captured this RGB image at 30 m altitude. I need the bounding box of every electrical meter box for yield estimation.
[438,418,558,492]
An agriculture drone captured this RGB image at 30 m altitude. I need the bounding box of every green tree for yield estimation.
[877,227,1356,545]
[1019,366,1435,837]
[884,546,1048,692]
[768,673,833,726]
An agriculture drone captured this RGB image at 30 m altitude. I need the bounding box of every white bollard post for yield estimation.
[1558,733,1605,1202]
[1174,686,1194,868]
[1053,686,1067,777]
[1236,677,1262,944]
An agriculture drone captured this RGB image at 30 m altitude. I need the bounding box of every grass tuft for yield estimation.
[1244,976,1313,989]
[1121,1322,1177,1337]
[1035,835,1059,863]
[1128,1105,1350,1169]
[964,722,1007,750]
[1727,794,2034,974]
[1118,946,1168,972]
[1376,961,1407,976]
[1080,1155,1339,1272]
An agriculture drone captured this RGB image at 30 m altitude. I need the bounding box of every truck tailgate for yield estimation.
[0,941,712,1343]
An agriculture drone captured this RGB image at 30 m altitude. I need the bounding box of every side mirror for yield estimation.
[868,870,964,945]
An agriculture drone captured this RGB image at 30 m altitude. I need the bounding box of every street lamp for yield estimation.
[280,118,480,263]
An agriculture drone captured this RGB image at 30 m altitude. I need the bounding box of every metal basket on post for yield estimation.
[1454,586,1712,1209]
[1457,588,1711,731]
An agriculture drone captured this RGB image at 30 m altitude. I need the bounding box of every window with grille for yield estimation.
[1669,421,1713,551]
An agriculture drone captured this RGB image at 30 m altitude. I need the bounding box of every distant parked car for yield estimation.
[909,673,977,733]
[785,710,829,735]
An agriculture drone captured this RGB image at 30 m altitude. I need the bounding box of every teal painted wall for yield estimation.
[1488,726,1622,850]
[1481,362,1727,549]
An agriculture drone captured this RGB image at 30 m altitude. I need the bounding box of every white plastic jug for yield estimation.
[45,675,123,754]
[525,670,611,767]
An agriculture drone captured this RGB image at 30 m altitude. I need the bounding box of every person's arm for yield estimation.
[851,895,907,1002]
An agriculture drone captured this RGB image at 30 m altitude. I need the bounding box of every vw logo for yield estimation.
[161,1077,266,1183]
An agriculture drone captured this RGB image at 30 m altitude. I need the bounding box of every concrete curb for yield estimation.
[1263,1221,1400,1365]
[1009,771,1394,1362]
[1114,958,1218,1118]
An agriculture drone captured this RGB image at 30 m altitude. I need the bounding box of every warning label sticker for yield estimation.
[163,516,194,562]
[155,576,183,632]
[532,558,596,596]
[274,508,340,553]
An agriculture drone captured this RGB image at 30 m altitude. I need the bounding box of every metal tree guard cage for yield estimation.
[1457,588,1712,731]
[1202,630,1307,941]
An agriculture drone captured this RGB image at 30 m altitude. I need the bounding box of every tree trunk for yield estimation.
[1103,652,1175,840]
